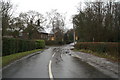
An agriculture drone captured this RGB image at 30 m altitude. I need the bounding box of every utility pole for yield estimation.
[73,23,76,45]
[93,37,94,42]
[52,20,55,40]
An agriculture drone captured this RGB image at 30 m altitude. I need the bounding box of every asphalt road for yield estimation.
[2,45,116,79]
[2,48,54,78]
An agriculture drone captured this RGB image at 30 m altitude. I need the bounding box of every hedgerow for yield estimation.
[45,40,65,45]
[36,40,45,49]
[74,42,119,57]
[3,37,45,56]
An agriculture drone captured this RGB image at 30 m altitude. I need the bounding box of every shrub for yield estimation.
[45,40,65,46]
[3,37,37,56]
[45,41,57,45]
[74,42,119,57]
[36,40,45,49]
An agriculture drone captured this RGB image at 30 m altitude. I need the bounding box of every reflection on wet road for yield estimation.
[51,47,111,78]
[3,45,115,78]
[3,48,53,78]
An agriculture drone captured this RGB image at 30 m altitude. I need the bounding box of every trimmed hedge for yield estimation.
[45,40,65,46]
[3,38,45,56]
[74,42,119,57]
[36,40,45,49]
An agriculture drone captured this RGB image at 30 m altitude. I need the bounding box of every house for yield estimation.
[21,27,48,40]
[48,31,54,41]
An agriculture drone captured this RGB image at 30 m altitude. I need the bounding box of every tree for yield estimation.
[46,9,65,41]
[64,29,74,43]
[1,0,13,36]
[8,17,25,38]
[20,10,45,39]
[73,0,120,42]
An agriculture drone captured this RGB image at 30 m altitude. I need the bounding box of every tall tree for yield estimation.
[73,1,120,42]
[1,0,13,36]
[46,9,65,41]
[20,10,45,39]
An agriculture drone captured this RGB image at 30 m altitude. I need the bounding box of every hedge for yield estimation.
[3,37,45,56]
[36,40,45,49]
[45,40,65,46]
[74,42,119,57]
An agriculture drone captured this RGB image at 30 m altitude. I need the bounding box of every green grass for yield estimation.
[1,49,43,67]
[73,49,119,62]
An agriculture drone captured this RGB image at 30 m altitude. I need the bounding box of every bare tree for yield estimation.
[1,0,13,36]
[18,10,46,39]
[46,9,65,41]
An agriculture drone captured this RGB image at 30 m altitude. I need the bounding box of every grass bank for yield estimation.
[2,49,43,67]
[74,49,119,62]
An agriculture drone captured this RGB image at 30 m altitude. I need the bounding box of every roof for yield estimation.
[49,30,54,35]
[22,25,48,34]
[38,29,48,34]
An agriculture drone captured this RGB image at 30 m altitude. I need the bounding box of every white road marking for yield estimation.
[70,54,82,59]
[60,53,62,58]
[49,52,56,80]
[52,53,56,58]
[75,54,82,59]
[49,60,54,80]
[71,55,75,57]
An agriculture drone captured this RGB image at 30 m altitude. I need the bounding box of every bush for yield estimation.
[74,42,119,57]
[45,41,57,45]
[36,40,45,49]
[45,40,65,46]
[2,37,41,56]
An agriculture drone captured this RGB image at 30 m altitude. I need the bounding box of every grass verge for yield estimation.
[1,49,42,67]
[73,49,119,62]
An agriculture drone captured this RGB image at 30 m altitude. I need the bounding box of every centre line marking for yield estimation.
[52,53,56,58]
[61,53,62,58]
[49,60,53,80]
[49,52,56,80]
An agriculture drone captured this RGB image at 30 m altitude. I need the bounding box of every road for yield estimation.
[2,44,118,79]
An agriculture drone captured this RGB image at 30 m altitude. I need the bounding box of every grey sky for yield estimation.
[10,0,84,30]
[8,0,120,32]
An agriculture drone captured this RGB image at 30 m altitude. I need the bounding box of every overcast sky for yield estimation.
[9,0,120,32]
[10,0,84,31]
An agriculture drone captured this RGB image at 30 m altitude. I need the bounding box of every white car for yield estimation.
[69,42,77,46]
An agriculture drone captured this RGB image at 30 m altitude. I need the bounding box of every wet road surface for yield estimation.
[3,48,53,78]
[51,47,110,78]
[2,45,116,78]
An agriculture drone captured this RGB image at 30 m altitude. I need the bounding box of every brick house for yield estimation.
[21,28,48,40]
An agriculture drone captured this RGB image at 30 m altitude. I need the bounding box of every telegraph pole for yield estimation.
[73,23,76,45]
[52,20,55,40]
